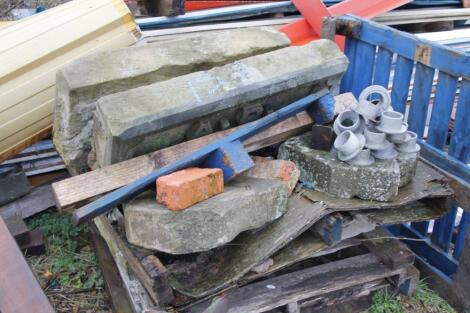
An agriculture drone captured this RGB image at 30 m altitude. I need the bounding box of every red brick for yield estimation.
[243,158,300,195]
[156,167,224,211]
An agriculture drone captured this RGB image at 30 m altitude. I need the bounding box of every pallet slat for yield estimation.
[373,47,393,88]
[391,56,413,113]
[449,78,470,163]
[351,41,376,98]
[427,72,458,150]
[408,63,435,138]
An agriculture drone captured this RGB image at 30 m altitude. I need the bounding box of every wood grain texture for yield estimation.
[0,217,54,313]
[186,253,402,313]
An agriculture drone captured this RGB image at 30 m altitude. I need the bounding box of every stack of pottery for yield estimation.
[333,85,420,166]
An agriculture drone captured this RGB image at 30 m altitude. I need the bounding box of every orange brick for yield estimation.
[156,167,224,211]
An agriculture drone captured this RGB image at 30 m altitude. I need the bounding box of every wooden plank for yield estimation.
[168,197,327,298]
[427,72,458,150]
[361,228,415,270]
[449,78,470,163]
[351,41,376,98]
[186,253,402,313]
[0,217,54,313]
[94,216,174,307]
[373,47,393,88]
[4,215,30,245]
[390,56,414,113]
[0,183,56,220]
[70,90,330,224]
[408,63,435,138]
[89,222,134,313]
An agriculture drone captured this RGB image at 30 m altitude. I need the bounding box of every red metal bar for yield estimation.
[279,0,412,45]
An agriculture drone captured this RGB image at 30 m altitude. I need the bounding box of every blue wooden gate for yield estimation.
[336,15,470,281]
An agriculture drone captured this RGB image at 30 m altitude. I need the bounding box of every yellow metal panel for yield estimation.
[0,0,141,159]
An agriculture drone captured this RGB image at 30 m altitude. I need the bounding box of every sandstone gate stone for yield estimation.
[53,28,290,174]
[93,39,348,167]
[124,177,288,254]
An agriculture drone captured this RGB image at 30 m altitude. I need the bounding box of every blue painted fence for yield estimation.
[337,15,470,280]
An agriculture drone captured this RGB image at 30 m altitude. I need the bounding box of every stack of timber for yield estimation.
[0,0,141,163]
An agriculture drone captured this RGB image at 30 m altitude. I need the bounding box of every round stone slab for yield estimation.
[124,177,288,254]
[278,133,400,202]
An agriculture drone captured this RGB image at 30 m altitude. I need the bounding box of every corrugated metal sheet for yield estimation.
[0,0,141,162]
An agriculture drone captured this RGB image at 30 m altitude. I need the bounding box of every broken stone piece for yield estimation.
[242,157,300,195]
[124,177,289,254]
[92,39,348,167]
[53,27,291,174]
[278,133,400,201]
[397,151,419,187]
[157,167,224,211]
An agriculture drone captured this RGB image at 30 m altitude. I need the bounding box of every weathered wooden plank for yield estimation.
[0,217,54,313]
[351,41,376,98]
[89,222,135,313]
[408,63,435,138]
[449,78,470,163]
[94,216,174,307]
[361,228,415,270]
[186,253,402,313]
[168,197,327,298]
[427,72,458,150]
[373,47,393,88]
[0,183,56,220]
[4,215,30,245]
[431,206,457,252]
[390,56,414,113]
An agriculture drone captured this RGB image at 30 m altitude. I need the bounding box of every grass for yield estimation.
[26,211,109,313]
[369,281,456,313]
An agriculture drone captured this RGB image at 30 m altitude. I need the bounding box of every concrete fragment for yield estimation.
[124,177,289,254]
[397,151,418,187]
[53,28,291,174]
[93,39,348,167]
[278,133,400,201]
[156,167,224,211]
[242,157,300,195]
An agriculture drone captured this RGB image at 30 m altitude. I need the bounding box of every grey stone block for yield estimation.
[53,28,290,174]
[397,151,418,187]
[278,133,400,202]
[124,177,289,254]
[93,39,348,167]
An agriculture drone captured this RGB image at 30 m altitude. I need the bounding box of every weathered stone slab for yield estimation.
[397,151,418,187]
[278,133,400,201]
[53,28,291,174]
[124,177,288,254]
[93,39,348,167]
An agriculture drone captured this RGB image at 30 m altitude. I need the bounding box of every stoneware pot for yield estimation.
[396,131,421,153]
[347,148,375,166]
[364,127,391,150]
[334,130,366,161]
[376,111,407,134]
[333,110,365,135]
[372,143,398,160]
[355,85,391,122]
